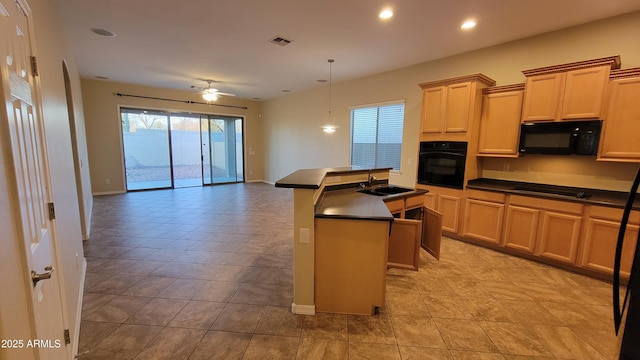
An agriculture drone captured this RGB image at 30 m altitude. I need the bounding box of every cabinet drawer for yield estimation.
[509,195,583,215]
[385,199,404,214]
[467,189,505,203]
[405,194,426,209]
[589,205,640,224]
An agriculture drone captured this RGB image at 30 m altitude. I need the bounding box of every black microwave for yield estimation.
[519,120,602,155]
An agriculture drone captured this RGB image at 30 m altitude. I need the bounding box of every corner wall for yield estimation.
[262,11,640,190]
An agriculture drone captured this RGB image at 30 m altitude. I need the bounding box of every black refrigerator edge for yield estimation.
[613,166,640,359]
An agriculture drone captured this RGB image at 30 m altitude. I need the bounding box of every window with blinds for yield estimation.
[350,101,405,171]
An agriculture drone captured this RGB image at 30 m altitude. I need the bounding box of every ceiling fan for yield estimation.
[193,80,236,101]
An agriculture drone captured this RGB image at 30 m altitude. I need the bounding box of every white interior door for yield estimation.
[1,0,68,358]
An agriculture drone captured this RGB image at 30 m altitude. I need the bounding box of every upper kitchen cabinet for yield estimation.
[598,68,640,162]
[521,56,621,123]
[419,74,495,139]
[477,84,525,157]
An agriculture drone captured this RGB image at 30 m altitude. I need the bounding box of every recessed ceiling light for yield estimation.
[461,20,476,30]
[282,89,291,93]
[379,8,393,19]
[91,28,116,37]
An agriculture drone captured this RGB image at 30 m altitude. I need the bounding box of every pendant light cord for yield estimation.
[328,59,334,120]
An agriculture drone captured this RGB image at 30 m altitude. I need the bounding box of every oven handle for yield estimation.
[420,151,466,158]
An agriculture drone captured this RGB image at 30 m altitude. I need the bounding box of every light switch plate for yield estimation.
[299,228,310,243]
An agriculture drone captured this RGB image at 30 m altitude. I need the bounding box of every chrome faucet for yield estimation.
[368,170,377,187]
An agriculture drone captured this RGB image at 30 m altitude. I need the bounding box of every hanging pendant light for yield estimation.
[321,59,339,133]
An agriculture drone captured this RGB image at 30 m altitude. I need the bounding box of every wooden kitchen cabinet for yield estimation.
[315,218,389,315]
[506,195,583,264]
[537,211,583,263]
[503,205,539,254]
[477,84,524,157]
[387,218,421,271]
[419,186,464,235]
[420,86,447,133]
[419,74,495,136]
[521,57,620,122]
[463,190,505,244]
[580,205,639,279]
[521,72,564,122]
[561,66,611,120]
[385,193,441,270]
[598,68,640,162]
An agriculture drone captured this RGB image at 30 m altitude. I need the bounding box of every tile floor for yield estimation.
[78,183,619,359]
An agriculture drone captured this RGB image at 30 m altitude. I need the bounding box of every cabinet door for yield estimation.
[388,218,421,271]
[598,76,640,161]
[422,206,442,260]
[444,82,472,132]
[423,192,437,210]
[503,205,539,254]
[463,199,504,244]
[581,218,638,278]
[421,86,446,133]
[521,73,564,122]
[537,211,582,264]
[560,66,610,120]
[439,194,462,233]
[478,90,523,156]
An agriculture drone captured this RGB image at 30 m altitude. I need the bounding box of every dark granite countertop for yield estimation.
[315,187,427,221]
[275,167,392,189]
[467,178,640,210]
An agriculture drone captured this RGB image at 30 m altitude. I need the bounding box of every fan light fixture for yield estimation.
[320,59,339,134]
[202,88,218,102]
[202,81,218,102]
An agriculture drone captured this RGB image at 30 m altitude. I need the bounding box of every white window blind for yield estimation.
[350,102,404,171]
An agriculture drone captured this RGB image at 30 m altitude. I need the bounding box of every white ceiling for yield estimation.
[53,0,640,101]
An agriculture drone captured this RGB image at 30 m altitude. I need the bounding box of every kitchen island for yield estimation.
[275,167,433,315]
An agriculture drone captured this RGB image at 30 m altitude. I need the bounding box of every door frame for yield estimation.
[117,105,246,191]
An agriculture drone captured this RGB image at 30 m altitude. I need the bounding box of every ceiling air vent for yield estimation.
[269,36,293,46]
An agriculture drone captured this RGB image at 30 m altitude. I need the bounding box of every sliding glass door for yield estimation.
[121,109,171,190]
[121,108,244,191]
[202,115,244,184]
[170,113,203,188]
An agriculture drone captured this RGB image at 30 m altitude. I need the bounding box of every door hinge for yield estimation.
[47,202,56,220]
[63,329,70,345]
[30,56,39,76]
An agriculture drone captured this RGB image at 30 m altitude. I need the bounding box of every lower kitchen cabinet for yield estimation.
[420,186,463,235]
[462,189,640,279]
[580,205,639,278]
[387,218,421,270]
[385,193,442,270]
[506,195,583,264]
[503,205,539,254]
[463,190,505,244]
[537,211,582,263]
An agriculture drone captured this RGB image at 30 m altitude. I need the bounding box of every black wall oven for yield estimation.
[417,141,468,189]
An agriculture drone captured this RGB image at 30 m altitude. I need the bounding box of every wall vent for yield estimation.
[269,36,293,46]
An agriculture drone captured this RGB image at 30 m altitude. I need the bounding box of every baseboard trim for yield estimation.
[93,190,126,196]
[291,303,315,315]
[73,258,87,358]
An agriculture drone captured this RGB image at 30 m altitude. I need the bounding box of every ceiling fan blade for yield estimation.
[215,92,236,97]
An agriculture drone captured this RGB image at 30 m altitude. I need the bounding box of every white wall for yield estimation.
[262,11,640,190]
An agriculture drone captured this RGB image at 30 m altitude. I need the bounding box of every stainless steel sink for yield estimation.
[358,185,414,196]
